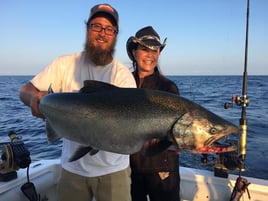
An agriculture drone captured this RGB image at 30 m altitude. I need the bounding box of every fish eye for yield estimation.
[210,127,218,134]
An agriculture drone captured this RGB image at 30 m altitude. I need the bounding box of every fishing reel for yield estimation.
[224,95,250,109]
[0,131,31,181]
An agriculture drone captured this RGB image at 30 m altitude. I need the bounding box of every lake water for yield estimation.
[0,75,267,180]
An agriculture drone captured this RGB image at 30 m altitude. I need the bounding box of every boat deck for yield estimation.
[1,159,268,201]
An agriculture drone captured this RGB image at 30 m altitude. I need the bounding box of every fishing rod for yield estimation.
[234,0,250,167]
[224,0,250,168]
[239,0,250,163]
[223,1,252,200]
[208,0,251,181]
[200,0,252,198]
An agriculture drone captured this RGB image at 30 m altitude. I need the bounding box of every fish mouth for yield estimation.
[199,138,238,153]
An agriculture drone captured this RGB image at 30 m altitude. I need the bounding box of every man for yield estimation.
[20,4,136,201]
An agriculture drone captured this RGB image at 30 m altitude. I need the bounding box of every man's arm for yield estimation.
[20,82,48,119]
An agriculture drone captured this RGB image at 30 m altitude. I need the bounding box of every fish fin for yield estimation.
[142,138,173,157]
[45,121,61,143]
[69,146,98,162]
[80,80,118,93]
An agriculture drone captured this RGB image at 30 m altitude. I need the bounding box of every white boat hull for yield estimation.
[1,159,267,201]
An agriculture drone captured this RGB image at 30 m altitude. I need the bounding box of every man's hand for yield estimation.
[30,91,48,119]
[20,82,48,119]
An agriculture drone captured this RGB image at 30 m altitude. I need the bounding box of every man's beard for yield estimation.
[84,37,116,65]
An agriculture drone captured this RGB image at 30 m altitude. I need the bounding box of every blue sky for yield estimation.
[1,0,267,75]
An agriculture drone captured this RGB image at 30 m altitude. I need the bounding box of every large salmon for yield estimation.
[39,80,239,161]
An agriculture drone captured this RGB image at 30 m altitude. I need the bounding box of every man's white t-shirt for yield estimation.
[31,52,136,177]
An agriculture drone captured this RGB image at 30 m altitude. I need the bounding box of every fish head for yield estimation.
[172,110,239,154]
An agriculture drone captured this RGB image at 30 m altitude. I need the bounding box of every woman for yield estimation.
[126,26,180,201]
